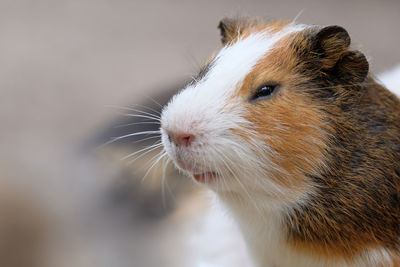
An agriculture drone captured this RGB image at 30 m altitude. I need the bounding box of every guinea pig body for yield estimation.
[160,18,400,267]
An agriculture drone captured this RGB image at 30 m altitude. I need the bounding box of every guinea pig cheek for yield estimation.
[242,94,329,191]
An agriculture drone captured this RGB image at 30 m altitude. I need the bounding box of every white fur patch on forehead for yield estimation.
[196,24,308,96]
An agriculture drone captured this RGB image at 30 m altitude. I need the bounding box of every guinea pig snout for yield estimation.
[166,130,195,147]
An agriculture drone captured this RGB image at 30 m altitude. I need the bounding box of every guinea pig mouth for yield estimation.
[173,158,218,183]
[192,172,218,183]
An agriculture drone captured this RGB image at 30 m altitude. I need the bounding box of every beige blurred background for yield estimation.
[0,0,399,266]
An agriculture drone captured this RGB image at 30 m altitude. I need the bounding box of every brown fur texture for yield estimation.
[220,18,400,263]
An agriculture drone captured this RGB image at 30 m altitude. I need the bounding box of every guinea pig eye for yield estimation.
[251,84,279,102]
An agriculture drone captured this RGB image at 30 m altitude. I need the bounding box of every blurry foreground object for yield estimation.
[0,178,49,267]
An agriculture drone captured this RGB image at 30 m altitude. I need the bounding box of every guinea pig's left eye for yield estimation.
[251,84,279,102]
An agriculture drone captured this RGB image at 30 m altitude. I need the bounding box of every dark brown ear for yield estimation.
[332,50,369,84]
[312,26,369,83]
[218,17,255,45]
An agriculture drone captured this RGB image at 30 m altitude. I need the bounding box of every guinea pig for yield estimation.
[159,17,400,267]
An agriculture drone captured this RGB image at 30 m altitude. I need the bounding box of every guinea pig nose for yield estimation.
[168,131,195,147]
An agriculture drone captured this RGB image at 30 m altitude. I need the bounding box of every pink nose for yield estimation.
[167,131,195,147]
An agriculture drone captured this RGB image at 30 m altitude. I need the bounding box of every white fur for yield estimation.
[187,193,252,267]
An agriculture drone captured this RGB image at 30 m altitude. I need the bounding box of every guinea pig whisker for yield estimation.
[113,121,160,129]
[121,113,161,122]
[103,130,161,146]
[143,95,163,109]
[125,144,163,164]
[124,109,161,120]
[98,131,160,148]
[130,103,162,116]
[141,150,168,183]
[131,135,161,144]
[105,105,161,122]
[105,105,161,119]
[161,157,173,210]
[121,141,162,161]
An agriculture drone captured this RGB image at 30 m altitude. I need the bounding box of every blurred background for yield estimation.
[1,0,399,266]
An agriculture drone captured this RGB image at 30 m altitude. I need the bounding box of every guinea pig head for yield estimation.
[160,18,369,203]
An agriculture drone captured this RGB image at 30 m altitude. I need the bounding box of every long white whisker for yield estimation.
[141,151,167,182]
[121,142,162,160]
[127,143,163,164]
[162,158,176,205]
[114,121,160,128]
[161,156,171,210]
[103,132,160,147]
[123,111,160,121]
[131,103,162,116]
[131,135,161,144]
[125,109,160,121]
[112,130,160,141]
[144,95,163,108]
[105,105,161,120]
[122,113,161,122]
[98,130,160,148]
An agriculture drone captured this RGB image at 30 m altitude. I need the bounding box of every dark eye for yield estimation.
[251,84,278,101]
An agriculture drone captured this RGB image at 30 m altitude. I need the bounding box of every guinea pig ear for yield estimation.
[312,25,351,69]
[331,50,369,84]
[311,25,369,83]
[218,17,253,45]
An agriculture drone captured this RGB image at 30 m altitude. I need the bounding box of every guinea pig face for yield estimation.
[160,21,329,199]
